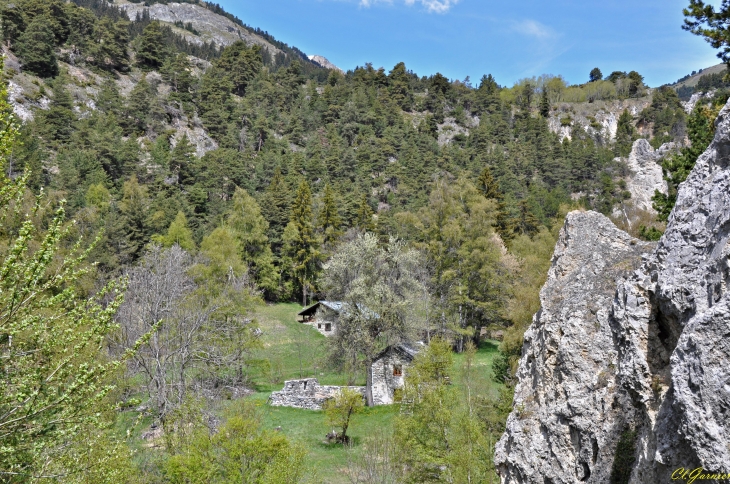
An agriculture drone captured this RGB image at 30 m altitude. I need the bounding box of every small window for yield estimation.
[393,365,402,377]
[325,323,332,332]
[318,323,321,329]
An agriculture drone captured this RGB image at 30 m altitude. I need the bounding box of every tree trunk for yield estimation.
[365,359,374,407]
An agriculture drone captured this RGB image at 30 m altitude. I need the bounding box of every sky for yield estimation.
[219,0,722,88]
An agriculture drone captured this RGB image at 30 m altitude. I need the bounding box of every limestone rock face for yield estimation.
[618,139,672,214]
[120,1,281,53]
[496,99,730,482]
[494,211,654,483]
[308,55,343,73]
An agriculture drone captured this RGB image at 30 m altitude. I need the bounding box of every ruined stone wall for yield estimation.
[268,378,366,410]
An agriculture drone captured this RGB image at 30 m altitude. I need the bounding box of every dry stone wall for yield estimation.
[269,378,366,411]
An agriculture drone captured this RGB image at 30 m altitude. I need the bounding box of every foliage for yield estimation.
[0,63,134,481]
[164,400,307,484]
[394,338,498,483]
[395,177,511,345]
[322,233,429,404]
[609,430,637,484]
[653,100,722,220]
[684,0,730,65]
[323,387,365,444]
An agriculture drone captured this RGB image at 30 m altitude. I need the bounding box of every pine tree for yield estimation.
[615,109,635,157]
[516,199,540,236]
[135,20,167,69]
[214,41,263,97]
[40,76,75,142]
[319,184,343,247]
[153,211,195,250]
[0,3,25,46]
[93,18,130,72]
[539,88,550,118]
[477,167,515,243]
[355,193,375,232]
[653,103,717,221]
[118,175,151,263]
[287,180,321,305]
[170,134,196,186]
[16,15,58,78]
[227,188,279,295]
[260,167,291,253]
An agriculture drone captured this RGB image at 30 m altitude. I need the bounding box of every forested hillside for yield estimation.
[0,0,720,481]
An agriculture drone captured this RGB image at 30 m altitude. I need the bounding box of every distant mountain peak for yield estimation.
[308,55,343,73]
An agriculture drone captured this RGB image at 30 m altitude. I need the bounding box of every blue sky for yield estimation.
[220,0,721,88]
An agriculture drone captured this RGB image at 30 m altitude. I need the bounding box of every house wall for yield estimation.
[309,307,337,337]
[371,352,409,406]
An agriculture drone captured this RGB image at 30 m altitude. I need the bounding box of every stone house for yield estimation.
[370,344,419,406]
[296,301,344,336]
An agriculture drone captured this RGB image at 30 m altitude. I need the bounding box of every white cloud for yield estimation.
[511,19,556,39]
[358,0,459,14]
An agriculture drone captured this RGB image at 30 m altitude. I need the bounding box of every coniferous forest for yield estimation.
[0,0,726,482]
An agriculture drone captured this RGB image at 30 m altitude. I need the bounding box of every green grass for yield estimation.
[242,303,504,483]
[247,302,362,390]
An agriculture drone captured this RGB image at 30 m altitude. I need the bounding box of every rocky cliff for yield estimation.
[547,98,651,142]
[612,139,675,224]
[308,55,343,73]
[119,0,281,53]
[496,99,730,482]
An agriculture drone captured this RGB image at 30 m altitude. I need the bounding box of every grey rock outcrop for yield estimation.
[682,90,715,114]
[308,55,343,73]
[496,99,730,482]
[613,139,674,219]
[120,1,281,53]
[494,211,654,483]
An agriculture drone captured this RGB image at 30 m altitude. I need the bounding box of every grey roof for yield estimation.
[373,343,419,362]
[297,300,344,316]
[320,301,344,312]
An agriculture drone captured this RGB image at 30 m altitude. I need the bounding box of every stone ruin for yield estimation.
[268,378,366,411]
